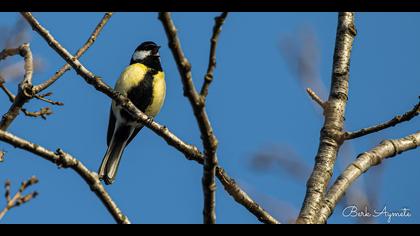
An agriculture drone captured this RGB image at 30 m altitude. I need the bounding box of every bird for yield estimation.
[99,41,165,185]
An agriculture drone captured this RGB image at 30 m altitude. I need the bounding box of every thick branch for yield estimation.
[0,176,38,221]
[317,131,420,223]
[200,12,228,98]
[297,12,357,224]
[21,11,278,224]
[0,129,130,224]
[159,12,222,224]
[343,98,420,140]
[0,43,34,131]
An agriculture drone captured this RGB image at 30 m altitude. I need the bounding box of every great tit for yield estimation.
[99,41,165,185]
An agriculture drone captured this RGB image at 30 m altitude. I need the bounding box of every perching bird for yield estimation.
[99,41,165,185]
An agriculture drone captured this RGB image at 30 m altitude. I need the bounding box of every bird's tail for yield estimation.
[99,126,131,185]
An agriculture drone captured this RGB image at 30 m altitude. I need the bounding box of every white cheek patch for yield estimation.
[132,50,151,61]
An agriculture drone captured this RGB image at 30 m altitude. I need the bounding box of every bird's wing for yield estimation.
[106,107,116,146]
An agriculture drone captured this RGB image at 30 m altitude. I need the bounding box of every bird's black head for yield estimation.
[130,41,162,71]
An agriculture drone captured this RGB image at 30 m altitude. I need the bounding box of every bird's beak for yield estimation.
[153,45,161,55]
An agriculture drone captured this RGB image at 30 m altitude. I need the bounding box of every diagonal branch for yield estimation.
[297,12,357,224]
[34,93,64,106]
[0,176,39,221]
[0,129,130,224]
[159,12,224,224]
[200,12,228,98]
[0,76,16,102]
[21,11,278,225]
[317,131,420,224]
[343,98,420,140]
[216,167,280,224]
[33,12,113,93]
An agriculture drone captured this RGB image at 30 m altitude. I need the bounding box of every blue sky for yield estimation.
[0,12,419,224]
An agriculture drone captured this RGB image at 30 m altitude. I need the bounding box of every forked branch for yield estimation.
[0,176,39,221]
[317,131,420,223]
[0,129,130,224]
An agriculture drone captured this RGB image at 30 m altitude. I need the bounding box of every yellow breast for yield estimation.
[114,63,166,118]
[115,63,148,94]
[146,71,166,117]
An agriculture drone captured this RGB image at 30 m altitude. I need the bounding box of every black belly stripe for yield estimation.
[120,68,157,121]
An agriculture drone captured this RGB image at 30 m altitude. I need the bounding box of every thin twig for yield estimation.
[0,129,130,224]
[0,176,39,221]
[306,87,326,109]
[33,12,113,93]
[343,98,420,140]
[317,131,420,224]
[0,76,16,102]
[297,12,357,224]
[21,107,52,119]
[21,11,278,224]
[34,94,64,106]
[159,12,222,224]
[200,12,228,98]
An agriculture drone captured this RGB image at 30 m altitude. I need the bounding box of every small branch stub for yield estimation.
[306,88,326,109]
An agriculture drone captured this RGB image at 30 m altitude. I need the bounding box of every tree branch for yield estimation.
[317,131,420,224]
[33,12,113,93]
[0,76,16,102]
[0,176,38,221]
[200,12,228,98]
[306,87,326,109]
[0,129,130,224]
[343,98,420,140]
[21,107,52,119]
[0,43,34,131]
[159,12,225,224]
[21,11,278,224]
[297,12,357,224]
[216,168,280,224]
[34,93,64,106]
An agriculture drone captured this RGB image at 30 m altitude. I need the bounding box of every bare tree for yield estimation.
[0,12,418,224]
